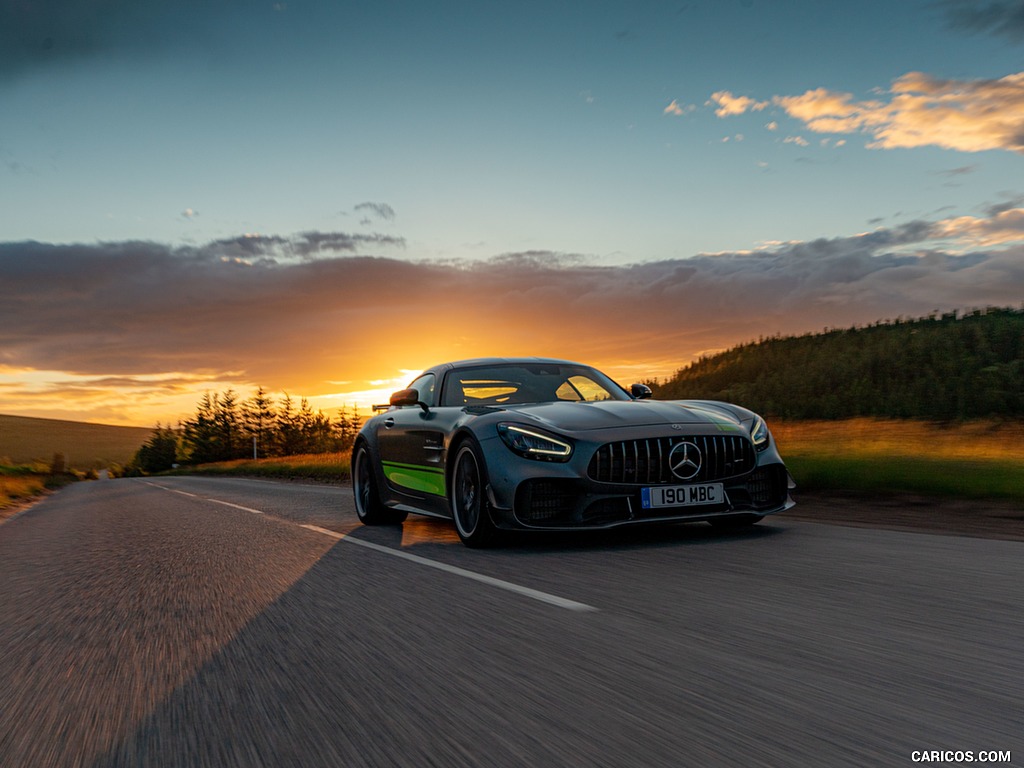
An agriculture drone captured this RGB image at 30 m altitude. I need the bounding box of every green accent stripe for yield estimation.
[382,461,446,495]
[382,460,445,475]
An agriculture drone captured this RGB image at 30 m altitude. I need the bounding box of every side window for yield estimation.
[408,373,436,407]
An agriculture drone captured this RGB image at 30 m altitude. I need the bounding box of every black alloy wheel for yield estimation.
[353,443,407,525]
[451,441,499,548]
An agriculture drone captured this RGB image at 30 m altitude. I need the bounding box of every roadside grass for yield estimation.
[771,419,1024,503]
[0,473,46,509]
[0,462,81,518]
[175,452,350,483]
[168,419,1024,504]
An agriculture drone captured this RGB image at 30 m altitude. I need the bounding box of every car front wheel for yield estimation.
[353,443,407,526]
[450,441,499,548]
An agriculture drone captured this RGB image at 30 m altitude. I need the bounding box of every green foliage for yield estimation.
[655,307,1024,420]
[179,389,362,465]
[132,424,179,473]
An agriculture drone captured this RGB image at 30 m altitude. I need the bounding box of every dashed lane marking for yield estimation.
[144,482,197,498]
[206,498,264,514]
[143,480,598,613]
[301,524,598,613]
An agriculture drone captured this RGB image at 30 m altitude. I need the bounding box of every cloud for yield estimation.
[354,202,397,222]
[0,0,291,83]
[0,0,221,82]
[934,207,1024,245]
[939,0,1024,42]
[197,231,404,262]
[711,70,1024,154]
[934,164,979,177]
[3,209,1023,420]
[664,100,689,116]
[706,91,769,117]
[985,195,1024,216]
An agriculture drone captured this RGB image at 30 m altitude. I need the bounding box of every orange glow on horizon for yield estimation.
[0,353,687,428]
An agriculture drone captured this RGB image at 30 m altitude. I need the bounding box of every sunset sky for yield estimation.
[2,0,1024,426]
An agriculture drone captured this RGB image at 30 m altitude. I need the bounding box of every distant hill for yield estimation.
[654,307,1024,421]
[0,414,151,468]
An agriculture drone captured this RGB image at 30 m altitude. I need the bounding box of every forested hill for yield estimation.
[653,307,1024,420]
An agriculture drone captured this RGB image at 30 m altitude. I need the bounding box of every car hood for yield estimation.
[496,399,747,433]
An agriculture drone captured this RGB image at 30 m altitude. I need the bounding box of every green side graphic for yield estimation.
[382,461,447,496]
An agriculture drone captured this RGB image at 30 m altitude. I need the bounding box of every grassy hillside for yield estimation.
[655,307,1024,420]
[0,414,151,468]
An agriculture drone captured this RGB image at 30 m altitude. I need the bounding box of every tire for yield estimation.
[450,440,499,548]
[353,443,407,526]
[708,514,764,530]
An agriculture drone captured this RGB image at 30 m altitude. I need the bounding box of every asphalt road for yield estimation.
[0,477,1020,768]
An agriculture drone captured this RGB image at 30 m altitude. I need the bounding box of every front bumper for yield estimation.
[480,430,795,531]
[499,463,793,530]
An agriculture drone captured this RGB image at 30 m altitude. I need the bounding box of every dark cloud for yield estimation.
[354,202,397,222]
[934,164,979,177]
[985,195,1024,217]
[3,221,1022,393]
[939,0,1024,42]
[0,0,276,82]
[196,232,404,261]
[0,0,172,80]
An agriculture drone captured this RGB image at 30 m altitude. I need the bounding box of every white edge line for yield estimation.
[299,524,598,613]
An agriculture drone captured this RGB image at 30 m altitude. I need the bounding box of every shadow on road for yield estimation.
[376,512,787,555]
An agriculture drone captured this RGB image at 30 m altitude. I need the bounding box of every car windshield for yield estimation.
[440,363,630,406]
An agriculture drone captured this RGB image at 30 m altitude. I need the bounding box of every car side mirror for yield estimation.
[630,383,653,400]
[390,388,429,412]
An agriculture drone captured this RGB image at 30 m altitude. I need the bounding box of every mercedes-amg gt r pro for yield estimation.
[352,358,795,547]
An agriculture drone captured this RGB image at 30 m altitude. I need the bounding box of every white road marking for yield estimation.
[300,524,599,613]
[144,482,196,498]
[206,499,264,514]
[143,480,594,613]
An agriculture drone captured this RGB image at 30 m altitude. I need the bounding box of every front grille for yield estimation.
[587,434,754,485]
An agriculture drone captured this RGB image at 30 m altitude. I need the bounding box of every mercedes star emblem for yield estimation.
[668,441,702,481]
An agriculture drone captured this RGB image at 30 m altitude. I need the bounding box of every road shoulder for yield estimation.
[781,490,1024,542]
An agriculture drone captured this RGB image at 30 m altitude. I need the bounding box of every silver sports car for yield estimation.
[352,358,795,547]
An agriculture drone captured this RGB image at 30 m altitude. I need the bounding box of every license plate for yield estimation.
[641,483,724,509]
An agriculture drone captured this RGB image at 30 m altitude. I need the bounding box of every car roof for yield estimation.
[428,357,584,374]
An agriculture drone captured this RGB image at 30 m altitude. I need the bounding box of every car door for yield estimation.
[376,373,450,503]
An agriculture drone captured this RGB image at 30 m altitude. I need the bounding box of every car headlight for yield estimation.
[750,415,770,451]
[497,423,573,461]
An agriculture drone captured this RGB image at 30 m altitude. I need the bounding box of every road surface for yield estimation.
[0,476,1020,767]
